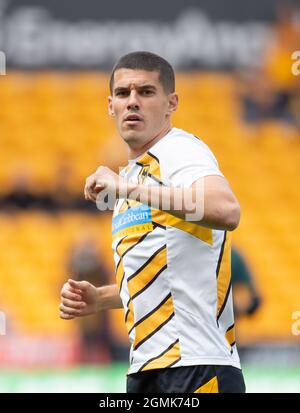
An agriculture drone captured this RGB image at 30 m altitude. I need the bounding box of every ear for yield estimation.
[108,96,115,117]
[167,93,178,115]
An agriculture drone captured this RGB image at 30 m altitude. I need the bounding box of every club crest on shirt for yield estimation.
[138,165,150,184]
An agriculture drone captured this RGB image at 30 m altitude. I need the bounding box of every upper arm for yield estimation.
[192,175,240,230]
[192,175,238,202]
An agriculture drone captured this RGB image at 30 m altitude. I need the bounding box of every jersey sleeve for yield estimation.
[159,135,224,187]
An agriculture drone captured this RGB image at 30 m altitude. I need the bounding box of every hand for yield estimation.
[84,166,128,202]
[59,279,99,320]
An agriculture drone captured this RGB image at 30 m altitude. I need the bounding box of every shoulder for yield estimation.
[150,128,223,185]
[151,128,218,163]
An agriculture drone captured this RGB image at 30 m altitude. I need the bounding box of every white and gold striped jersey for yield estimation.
[112,128,241,374]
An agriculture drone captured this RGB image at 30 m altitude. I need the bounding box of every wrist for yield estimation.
[117,179,138,199]
[96,286,110,311]
[96,284,122,310]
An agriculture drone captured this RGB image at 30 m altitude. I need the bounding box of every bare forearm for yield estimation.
[84,166,240,231]
[127,183,198,220]
[127,182,240,231]
[97,284,123,310]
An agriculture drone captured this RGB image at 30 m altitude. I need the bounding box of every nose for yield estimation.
[127,90,140,111]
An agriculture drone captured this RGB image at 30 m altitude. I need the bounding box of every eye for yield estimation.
[142,89,154,96]
[116,91,129,97]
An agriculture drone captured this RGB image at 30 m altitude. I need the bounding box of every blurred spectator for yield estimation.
[238,68,297,125]
[264,2,300,94]
[0,164,97,212]
[51,162,95,211]
[68,235,129,364]
[52,163,76,210]
[231,246,262,318]
[238,2,300,128]
[0,168,55,211]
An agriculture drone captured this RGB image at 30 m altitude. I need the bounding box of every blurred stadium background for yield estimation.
[0,0,300,393]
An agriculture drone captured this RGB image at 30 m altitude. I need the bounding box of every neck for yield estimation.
[128,123,172,160]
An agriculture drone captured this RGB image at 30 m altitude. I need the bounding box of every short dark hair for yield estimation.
[109,51,175,94]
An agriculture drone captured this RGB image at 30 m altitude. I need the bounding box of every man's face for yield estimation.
[108,69,178,151]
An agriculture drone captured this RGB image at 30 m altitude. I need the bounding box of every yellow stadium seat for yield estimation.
[0,72,299,345]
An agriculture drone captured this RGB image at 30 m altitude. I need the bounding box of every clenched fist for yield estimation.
[84,166,133,202]
[59,279,99,320]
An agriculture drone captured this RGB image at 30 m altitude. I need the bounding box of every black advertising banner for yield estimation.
[0,0,300,69]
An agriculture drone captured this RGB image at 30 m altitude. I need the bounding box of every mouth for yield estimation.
[124,114,143,125]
